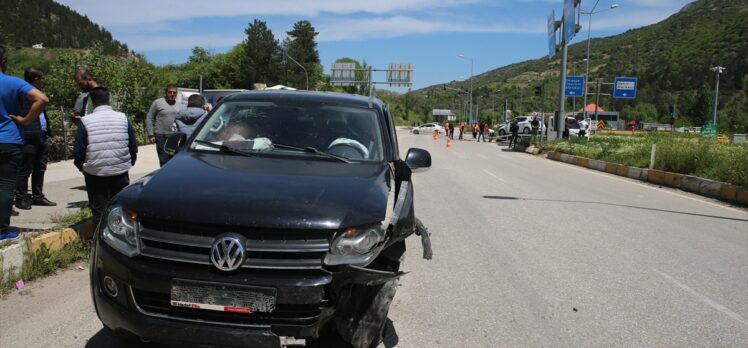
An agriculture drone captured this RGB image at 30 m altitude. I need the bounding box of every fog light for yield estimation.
[103,276,118,298]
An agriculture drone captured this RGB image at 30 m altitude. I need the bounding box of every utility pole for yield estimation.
[557,28,568,138]
[594,79,601,125]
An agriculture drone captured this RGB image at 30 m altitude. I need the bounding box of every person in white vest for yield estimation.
[73,87,138,228]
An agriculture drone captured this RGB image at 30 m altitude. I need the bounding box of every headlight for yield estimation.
[101,206,140,257]
[324,224,385,266]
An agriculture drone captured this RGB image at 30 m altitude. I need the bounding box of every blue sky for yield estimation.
[56,0,693,91]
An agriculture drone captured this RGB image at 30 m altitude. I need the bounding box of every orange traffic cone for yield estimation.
[446,139,452,149]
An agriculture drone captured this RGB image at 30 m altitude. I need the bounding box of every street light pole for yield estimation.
[459,54,474,124]
[581,2,619,119]
[710,66,726,125]
[285,52,308,90]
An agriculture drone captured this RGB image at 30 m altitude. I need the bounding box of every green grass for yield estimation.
[543,133,748,187]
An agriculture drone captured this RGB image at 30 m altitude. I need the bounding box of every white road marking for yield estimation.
[545,158,748,215]
[650,267,748,326]
[483,169,505,182]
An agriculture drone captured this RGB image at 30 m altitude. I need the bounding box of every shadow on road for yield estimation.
[85,318,399,347]
[483,196,748,222]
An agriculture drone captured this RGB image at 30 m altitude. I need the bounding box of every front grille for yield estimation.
[138,218,334,270]
[131,288,323,327]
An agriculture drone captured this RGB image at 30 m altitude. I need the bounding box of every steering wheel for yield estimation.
[327,138,368,160]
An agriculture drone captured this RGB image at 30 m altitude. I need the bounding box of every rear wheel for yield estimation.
[523,127,531,134]
[499,129,506,136]
[412,129,419,134]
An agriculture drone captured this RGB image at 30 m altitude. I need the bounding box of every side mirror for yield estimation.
[405,148,431,173]
[164,133,187,156]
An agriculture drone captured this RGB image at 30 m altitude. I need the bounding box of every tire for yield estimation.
[412,130,419,135]
[499,129,506,136]
[523,127,531,134]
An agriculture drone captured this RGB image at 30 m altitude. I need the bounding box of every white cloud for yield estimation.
[55,0,477,27]
[317,16,543,42]
[121,34,244,51]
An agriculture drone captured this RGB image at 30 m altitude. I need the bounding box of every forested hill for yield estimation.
[413,0,748,132]
[0,0,129,55]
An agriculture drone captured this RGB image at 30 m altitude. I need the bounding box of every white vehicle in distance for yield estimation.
[411,122,446,135]
[513,116,547,134]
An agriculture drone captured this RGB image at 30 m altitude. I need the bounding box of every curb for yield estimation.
[546,151,747,207]
[1,228,79,279]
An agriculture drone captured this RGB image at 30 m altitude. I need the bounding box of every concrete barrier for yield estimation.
[698,179,723,198]
[544,153,746,207]
[663,172,683,188]
[647,170,665,185]
[720,184,738,202]
[1,228,79,279]
[738,188,748,206]
[680,175,702,193]
[589,160,607,171]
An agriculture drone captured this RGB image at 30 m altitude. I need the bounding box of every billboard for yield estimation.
[563,0,576,43]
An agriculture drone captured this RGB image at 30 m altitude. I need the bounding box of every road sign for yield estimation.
[613,77,638,99]
[564,75,584,97]
[387,63,413,87]
[563,0,576,43]
[331,62,356,86]
[597,120,606,129]
[701,123,718,138]
[547,10,556,57]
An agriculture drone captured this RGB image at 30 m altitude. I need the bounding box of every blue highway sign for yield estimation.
[565,76,585,97]
[613,77,638,99]
[564,0,576,43]
[548,10,556,57]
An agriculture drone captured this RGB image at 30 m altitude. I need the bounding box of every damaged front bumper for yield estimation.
[91,238,418,348]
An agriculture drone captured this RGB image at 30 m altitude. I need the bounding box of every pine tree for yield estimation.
[286,21,321,90]
[241,19,281,89]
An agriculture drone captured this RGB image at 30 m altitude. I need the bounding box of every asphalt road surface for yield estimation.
[1,133,746,347]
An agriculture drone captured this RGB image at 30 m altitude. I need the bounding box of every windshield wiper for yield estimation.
[193,140,255,157]
[272,143,351,163]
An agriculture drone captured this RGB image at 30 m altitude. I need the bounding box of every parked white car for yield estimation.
[514,116,546,134]
[411,122,446,135]
[566,117,591,137]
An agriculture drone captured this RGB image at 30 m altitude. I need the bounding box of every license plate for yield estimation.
[170,279,276,314]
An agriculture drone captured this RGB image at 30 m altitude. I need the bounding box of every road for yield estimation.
[1,133,746,347]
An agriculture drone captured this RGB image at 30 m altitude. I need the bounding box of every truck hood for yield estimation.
[119,151,392,230]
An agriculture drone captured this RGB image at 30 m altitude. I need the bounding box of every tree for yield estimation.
[241,20,281,89]
[286,21,322,90]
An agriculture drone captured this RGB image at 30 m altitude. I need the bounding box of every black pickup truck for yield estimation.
[89,91,432,347]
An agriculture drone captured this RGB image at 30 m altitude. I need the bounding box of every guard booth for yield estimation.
[432,109,456,123]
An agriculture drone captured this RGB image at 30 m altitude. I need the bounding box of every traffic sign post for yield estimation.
[547,10,556,57]
[613,77,638,99]
[563,0,577,44]
[564,76,585,97]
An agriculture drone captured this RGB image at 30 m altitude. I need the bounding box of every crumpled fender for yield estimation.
[330,266,402,348]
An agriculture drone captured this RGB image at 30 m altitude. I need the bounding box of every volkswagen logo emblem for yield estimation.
[210,234,246,271]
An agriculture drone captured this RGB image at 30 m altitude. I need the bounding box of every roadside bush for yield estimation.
[546,132,748,187]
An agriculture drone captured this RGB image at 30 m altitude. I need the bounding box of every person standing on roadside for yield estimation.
[459,122,465,140]
[73,87,137,229]
[578,117,589,138]
[477,122,486,142]
[0,46,49,239]
[72,69,100,125]
[146,84,180,166]
[508,121,520,148]
[15,67,56,210]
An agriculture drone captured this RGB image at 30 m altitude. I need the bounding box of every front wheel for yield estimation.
[412,129,419,134]
[523,127,531,134]
[499,129,506,136]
